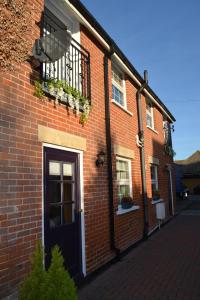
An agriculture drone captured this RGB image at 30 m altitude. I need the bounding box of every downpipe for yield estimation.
[104,54,121,259]
[136,70,149,239]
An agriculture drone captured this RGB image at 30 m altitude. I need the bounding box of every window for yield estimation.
[146,101,154,129]
[150,164,159,199]
[112,65,126,107]
[116,158,132,205]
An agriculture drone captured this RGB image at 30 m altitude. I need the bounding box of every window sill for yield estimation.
[116,205,140,215]
[151,199,163,205]
[111,100,133,116]
[146,125,158,134]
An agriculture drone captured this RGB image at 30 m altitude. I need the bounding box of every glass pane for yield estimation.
[151,166,156,181]
[118,185,130,201]
[63,182,73,203]
[49,205,61,228]
[116,160,129,180]
[49,161,60,176]
[152,183,157,192]
[63,163,73,180]
[147,114,152,127]
[49,181,61,203]
[112,67,123,87]
[63,204,74,224]
[112,85,124,106]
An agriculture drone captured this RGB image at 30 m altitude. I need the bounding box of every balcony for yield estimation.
[34,8,91,124]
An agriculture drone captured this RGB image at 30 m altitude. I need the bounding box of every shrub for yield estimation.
[44,246,77,300]
[19,241,46,300]
[19,242,77,300]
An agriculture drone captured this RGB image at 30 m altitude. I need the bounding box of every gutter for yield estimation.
[104,53,120,258]
[136,70,149,239]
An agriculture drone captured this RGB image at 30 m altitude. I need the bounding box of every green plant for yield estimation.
[79,111,89,125]
[34,80,45,99]
[121,195,134,209]
[54,80,64,89]
[19,241,46,300]
[152,190,161,201]
[44,246,77,300]
[19,242,77,300]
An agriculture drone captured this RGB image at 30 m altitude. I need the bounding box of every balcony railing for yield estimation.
[41,8,91,100]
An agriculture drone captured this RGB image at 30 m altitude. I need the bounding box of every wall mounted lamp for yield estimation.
[96,151,105,167]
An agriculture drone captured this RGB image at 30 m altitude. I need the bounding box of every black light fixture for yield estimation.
[96,151,105,167]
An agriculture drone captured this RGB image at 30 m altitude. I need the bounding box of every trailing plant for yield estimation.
[19,242,77,300]
[34,79,91,124]
[34,80,45,99]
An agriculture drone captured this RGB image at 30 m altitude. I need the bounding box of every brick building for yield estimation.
[0,0,176,298]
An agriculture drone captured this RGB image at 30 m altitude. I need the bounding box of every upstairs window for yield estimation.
[112,65,126,107]
[116,158,132,205]
[146,101,154,129]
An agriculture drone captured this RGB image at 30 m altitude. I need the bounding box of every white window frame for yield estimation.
[112,64,127,109]
[116,157,132,206]
[146,100,154,129]
[150,164,158,192]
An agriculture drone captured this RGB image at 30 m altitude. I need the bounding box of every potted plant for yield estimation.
[152,190,161,201]
[121,195,134,209]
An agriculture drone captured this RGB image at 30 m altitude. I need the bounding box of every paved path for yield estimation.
[79,199,200,300]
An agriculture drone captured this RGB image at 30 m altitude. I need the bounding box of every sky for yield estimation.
[81,0,200,160]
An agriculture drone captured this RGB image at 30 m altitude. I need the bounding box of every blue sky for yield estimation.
[81,0,200,160]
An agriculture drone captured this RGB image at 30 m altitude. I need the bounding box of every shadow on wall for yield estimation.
[152,138,175,217]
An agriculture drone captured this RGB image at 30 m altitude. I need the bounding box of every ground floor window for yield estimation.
[116,157,132,205]
[150,164,160,200]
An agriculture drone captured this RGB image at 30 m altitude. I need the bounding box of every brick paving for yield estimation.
[79,200,200,300]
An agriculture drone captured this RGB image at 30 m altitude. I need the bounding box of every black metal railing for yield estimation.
[42,8,91,100]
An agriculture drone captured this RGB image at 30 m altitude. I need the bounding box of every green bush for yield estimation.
[19,242,77,300]
[19,241,46,300]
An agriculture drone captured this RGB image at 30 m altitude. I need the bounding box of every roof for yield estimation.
[175,151,200,177]
[68,0,176,122]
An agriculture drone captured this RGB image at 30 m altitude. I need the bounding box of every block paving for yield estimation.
[79,200,200,300]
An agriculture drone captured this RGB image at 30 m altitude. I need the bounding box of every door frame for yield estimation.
[42,142,86,276]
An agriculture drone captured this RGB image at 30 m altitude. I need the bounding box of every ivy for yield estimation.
[0,0,37,72]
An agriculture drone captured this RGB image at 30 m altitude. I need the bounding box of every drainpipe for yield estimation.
[104,53,120,258]
[136,70,149,239]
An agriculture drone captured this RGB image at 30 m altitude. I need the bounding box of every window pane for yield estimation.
[112,85,124,106]
[112,67,123,87]
[118,185,130,202]
[49,161,61,180]
[63,163,73,180]
[49,205,61,228]
[152,183,157,192]
[63,204,74,224]
[146,103,152,113]
[49,182,61,203]
[147,114,152,127]
[150,166,156,180]
[63,182,73,203]
[116,160,129,180]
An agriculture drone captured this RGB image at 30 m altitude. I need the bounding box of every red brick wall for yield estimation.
[0,3,175,298]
